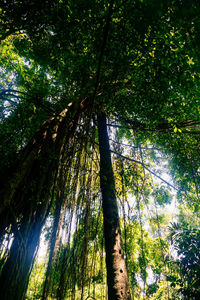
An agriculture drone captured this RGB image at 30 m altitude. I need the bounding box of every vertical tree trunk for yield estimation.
[97,112,131,300]
[0,200,50,300]
[0,156,57,300]
[41,191,64,300]
[0,102,83,300]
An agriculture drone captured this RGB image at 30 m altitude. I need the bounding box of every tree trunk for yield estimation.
[0,100,84,300]
[0,103,77,223]
[0,200,50,300]
[41,190,64,300]
[97,112,131,300]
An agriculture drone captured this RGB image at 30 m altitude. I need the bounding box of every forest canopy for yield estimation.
[0,0,200,299]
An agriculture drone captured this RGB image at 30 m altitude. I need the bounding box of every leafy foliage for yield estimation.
[0,0,200,299]
[168,221,200,298]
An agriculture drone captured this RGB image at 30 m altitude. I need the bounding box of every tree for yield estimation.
[0,102,83,300]
[98,111,131,299]
[167,220,200,298]
[0,0,200,299]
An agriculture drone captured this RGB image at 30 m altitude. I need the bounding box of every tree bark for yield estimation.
[0,199,50,300]
[0,103,75,219]
[0,100,84,300]
[97,112,131,300]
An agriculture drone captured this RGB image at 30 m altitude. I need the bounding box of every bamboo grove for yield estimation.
[0,0,200,299]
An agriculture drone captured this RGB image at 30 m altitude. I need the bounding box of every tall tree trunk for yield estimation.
[0,150,57,300]
[97,112,131,300]
[0,102,78,223]
[41,190,64,300]
[0,199,50,300]
[0,100,84,300]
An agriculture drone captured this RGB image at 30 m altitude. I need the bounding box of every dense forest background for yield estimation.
[0,0,200,299]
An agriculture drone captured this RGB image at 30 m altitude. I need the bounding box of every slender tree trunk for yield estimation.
[97,112,131,300]
[41,190,64,300]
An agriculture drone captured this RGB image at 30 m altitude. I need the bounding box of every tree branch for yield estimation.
[111,149,178,190]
